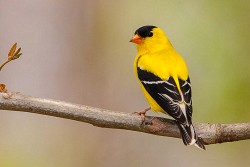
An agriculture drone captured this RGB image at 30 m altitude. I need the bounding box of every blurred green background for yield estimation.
[0,0,249,166]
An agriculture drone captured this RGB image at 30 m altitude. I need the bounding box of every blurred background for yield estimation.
[0,0,249,166]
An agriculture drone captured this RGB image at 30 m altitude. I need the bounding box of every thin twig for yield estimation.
[0,60,11,71]
[0,92,249,145]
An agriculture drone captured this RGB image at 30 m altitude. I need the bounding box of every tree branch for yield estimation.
[0,92,249,145]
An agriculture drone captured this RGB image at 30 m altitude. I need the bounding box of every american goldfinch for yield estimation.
[130,25,205,150]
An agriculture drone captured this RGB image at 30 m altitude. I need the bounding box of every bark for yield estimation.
[0,92,249,145]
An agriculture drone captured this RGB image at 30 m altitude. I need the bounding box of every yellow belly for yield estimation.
[140,85,167,114]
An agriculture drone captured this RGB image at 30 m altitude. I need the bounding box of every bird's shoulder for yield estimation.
[135,50,188,81]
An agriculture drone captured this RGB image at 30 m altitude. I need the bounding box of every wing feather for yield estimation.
[137,67,193,124]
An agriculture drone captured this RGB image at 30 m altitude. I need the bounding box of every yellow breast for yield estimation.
[134,49,189,113]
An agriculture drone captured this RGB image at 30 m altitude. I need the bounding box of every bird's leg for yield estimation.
[132,107,151,125]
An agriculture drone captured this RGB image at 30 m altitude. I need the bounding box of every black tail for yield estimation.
[177,123,205,150]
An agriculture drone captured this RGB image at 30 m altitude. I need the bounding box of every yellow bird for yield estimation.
[130,25,205,150]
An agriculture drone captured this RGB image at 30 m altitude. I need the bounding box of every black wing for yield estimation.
[137,67,193,124]
[179,77,192,124]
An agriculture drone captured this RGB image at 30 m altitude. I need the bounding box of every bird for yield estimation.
[130,25,205,150]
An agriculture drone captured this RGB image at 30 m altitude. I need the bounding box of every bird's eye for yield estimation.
[148,32,153,37]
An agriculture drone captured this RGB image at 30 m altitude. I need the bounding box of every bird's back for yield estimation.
[134,49,189,89]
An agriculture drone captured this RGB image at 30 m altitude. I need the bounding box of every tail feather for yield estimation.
[195,138,206,150]
[177,122,205,150]
[177,123,192,145]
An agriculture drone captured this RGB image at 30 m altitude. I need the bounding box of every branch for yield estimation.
[0,92,249,145]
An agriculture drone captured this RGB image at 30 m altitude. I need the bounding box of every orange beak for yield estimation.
[129,34,143,44]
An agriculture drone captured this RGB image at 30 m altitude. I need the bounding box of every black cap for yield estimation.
[134,25,157,38]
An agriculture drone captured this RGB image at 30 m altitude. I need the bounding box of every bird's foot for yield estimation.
[132,107,152,127]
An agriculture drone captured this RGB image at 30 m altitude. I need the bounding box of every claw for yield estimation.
[132,107,151,126]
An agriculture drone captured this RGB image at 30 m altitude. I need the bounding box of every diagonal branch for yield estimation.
[0,92,249,145]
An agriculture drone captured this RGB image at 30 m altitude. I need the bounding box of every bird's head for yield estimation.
[130,25,172,53]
